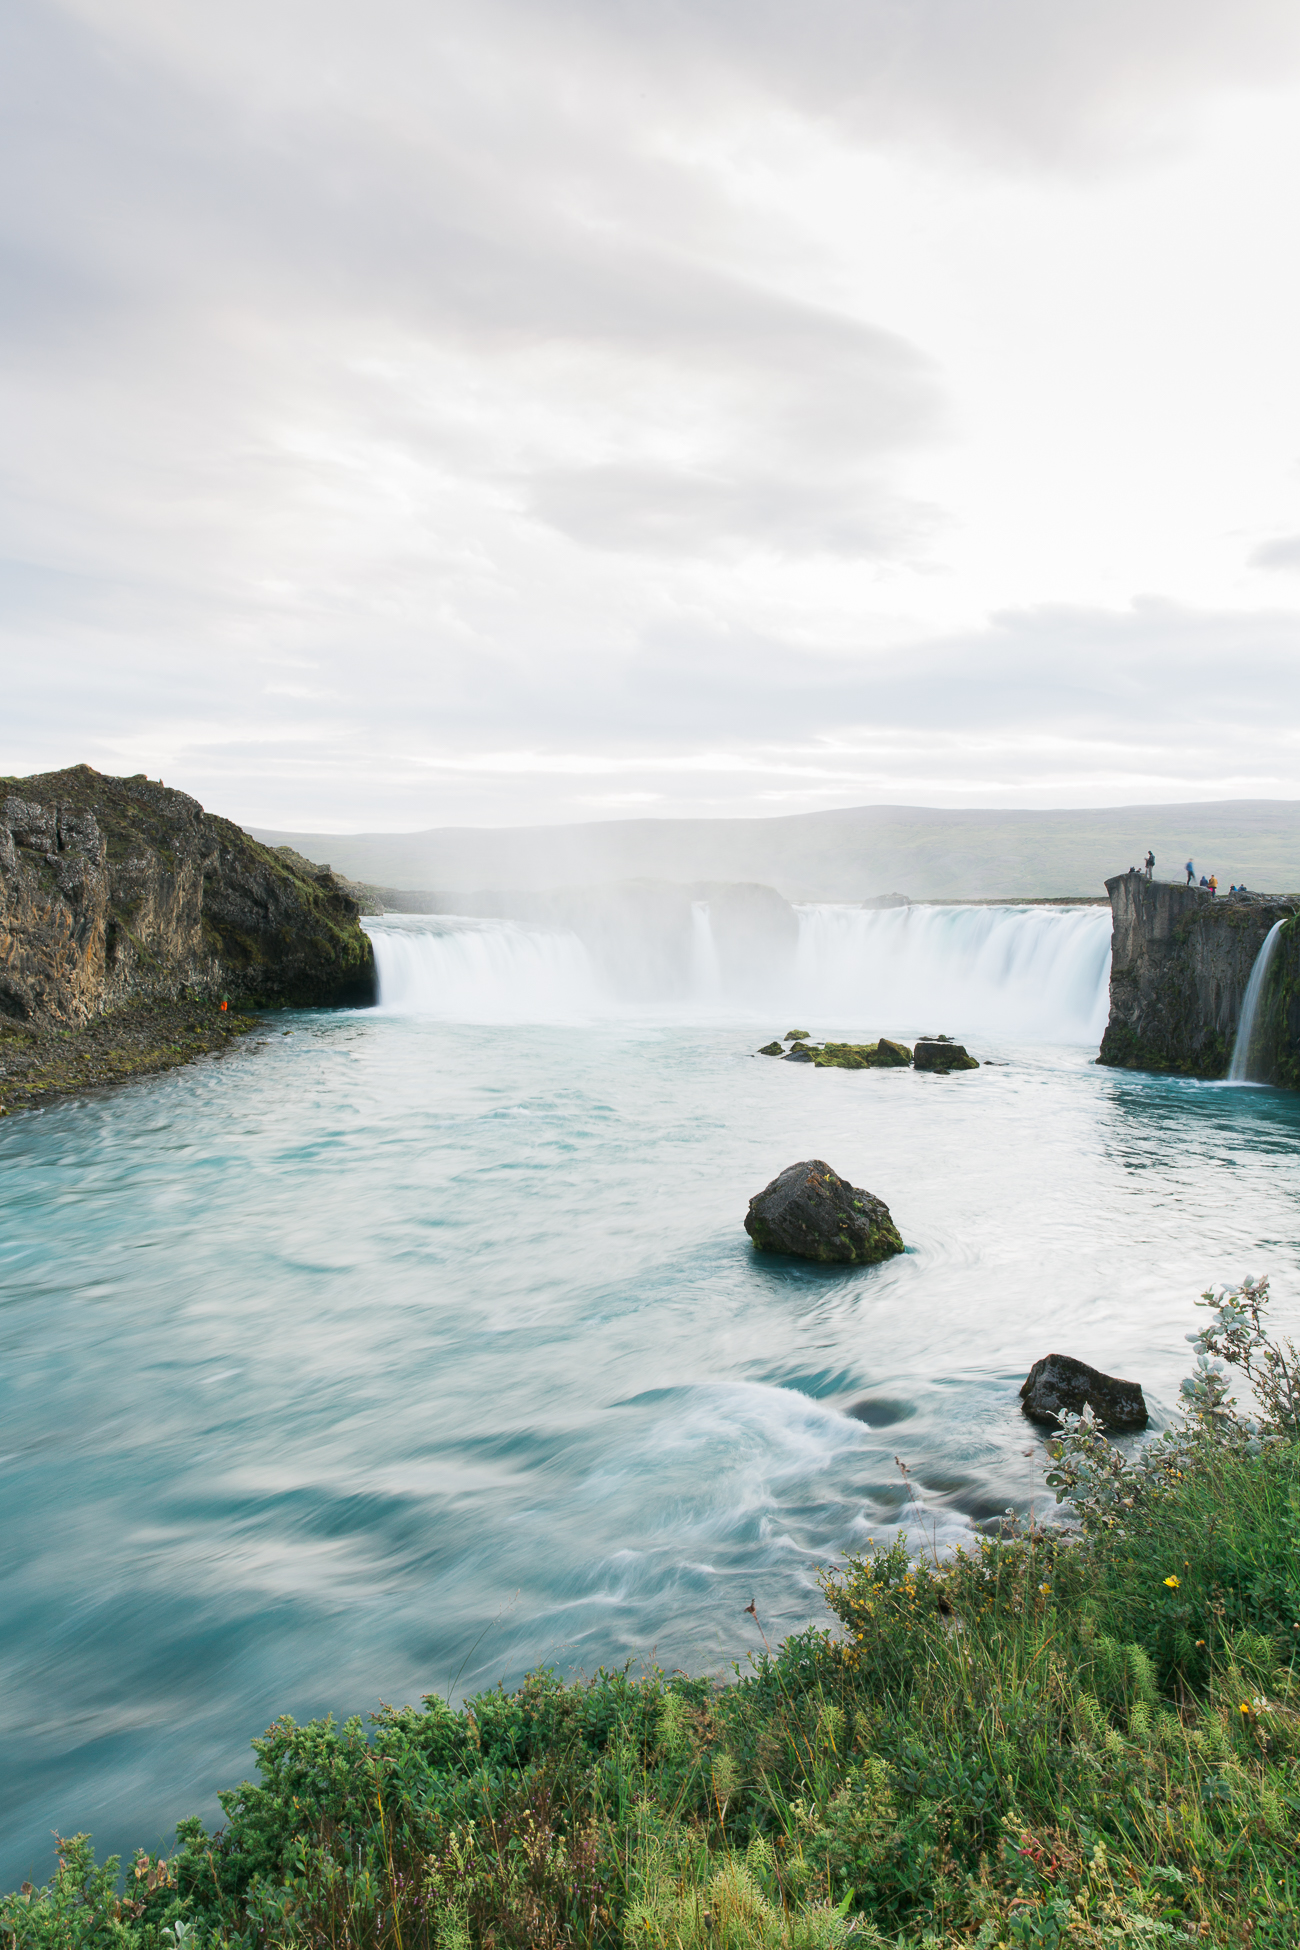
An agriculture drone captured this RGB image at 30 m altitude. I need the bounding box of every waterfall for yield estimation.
[689,901,723,1000]
[368,914,600,1022]
[793,904,1112,1045]
[365,902,1112,1044]
[1226,920,1286,1083]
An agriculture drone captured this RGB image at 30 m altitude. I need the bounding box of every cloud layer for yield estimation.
[4,1,1300,826]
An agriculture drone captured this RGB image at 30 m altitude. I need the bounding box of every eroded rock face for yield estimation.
[1019,1353,1148,1431]
[1098,871,1299,1081]
[745,1159,904,1265]
[0,765,375,1025]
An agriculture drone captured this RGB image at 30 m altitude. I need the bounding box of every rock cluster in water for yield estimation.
[757,1029,977,1071]
[745,1159,905,1265]
[1019,1353,1148,1431]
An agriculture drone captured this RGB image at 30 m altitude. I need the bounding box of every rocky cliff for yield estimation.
[0,765,375,1026]
[1097,871,1298,1080]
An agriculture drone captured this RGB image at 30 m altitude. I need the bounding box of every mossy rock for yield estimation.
[745,1158,904,1264]
[913,1039,979,1073]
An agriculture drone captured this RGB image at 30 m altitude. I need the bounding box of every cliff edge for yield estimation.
[1097,871,1299,1080]
[0,765,376,1027]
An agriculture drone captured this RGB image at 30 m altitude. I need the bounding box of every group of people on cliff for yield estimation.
[1138,853,1247,896]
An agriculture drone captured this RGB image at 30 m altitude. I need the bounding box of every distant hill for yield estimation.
[246,800,1300,903]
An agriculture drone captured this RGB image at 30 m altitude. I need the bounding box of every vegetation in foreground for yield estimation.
[5,1284,1298,1949]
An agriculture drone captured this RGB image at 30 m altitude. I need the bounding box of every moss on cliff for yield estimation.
[1,764,376,1022]
[1097,1018,1231,1078]
[1252,914,1300,1089]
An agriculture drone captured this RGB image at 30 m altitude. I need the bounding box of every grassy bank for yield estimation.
[0,998,261,1115]
[6,1298,1299,1949]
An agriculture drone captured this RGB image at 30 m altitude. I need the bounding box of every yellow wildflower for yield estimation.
[1163,1575,1180,1589]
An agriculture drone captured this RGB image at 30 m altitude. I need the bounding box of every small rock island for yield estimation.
[745,1159,905,1264]
[757,1029,978,1071]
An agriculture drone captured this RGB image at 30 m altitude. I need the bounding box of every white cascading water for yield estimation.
[1226,919,1286,1083]
[367,903,1113,1045]
[689,900,723,1001]
[793,904,1113,1045]
[368,914,600,1022]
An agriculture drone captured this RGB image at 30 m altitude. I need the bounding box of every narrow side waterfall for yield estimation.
[1227,920,1286,1083]
[689,900,723,1000]
[366,902,1112,1044]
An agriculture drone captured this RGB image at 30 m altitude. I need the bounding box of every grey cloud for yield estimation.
[1250,535,1300,571]
[536,0,1300,167]
[3,2,1299,829]
[0,2,941,567]
[525,464,927,558]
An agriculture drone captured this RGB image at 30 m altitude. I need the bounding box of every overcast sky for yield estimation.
[5,1,1300,830]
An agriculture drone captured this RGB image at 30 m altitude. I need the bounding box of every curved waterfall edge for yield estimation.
[363,903,1113,1045]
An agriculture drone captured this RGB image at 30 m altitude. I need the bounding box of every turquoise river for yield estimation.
[2,902,1298,1885]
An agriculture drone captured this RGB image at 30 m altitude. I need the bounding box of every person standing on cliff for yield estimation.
[1186,859,1195,885]
[1145,851,1155,880]
[1209,874,1218,896]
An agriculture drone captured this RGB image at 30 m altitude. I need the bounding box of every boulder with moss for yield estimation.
[913,1037,979,1073]
[745,1159,904,1264]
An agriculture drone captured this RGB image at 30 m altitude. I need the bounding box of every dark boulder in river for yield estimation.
[913,1037,979,1073]
[745,1159,904,1265]
[1019,1353,1148,1431]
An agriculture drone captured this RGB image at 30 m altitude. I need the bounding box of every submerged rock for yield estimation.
[1019,1354,1148,1431]
[745,1159,905,1265]
[913,1038,979,1073]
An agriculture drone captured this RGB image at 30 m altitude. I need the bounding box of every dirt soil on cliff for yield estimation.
[0,998,262,1115]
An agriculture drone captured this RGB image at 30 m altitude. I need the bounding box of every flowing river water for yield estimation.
[3,903,1299,1884]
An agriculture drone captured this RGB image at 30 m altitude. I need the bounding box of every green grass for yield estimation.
[5,1430,1298,1950]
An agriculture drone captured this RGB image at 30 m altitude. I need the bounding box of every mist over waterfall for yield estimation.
[367,901,1112,1044]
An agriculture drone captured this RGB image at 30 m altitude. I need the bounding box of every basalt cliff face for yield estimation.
[1097,871,1299,1080]
[0,766,375,1026]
